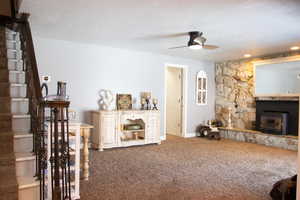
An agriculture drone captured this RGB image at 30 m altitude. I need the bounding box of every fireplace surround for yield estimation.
[256,100,299,136]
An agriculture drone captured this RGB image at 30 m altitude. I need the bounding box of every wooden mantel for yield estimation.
[255,94,300,98]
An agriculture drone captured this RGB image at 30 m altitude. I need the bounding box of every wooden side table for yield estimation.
[69,122,93,181]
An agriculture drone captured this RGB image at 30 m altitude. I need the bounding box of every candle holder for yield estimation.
[152,98,158,110]
[141,98,146,110]
[146,97,151,110]
[227,107,233,129]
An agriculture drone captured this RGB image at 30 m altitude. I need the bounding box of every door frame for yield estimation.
[164,63,188,139]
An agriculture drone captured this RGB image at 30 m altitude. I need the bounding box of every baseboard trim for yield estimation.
[184,132,196,138]
[160,135,166,140]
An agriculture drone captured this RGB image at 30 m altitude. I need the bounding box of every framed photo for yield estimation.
[117,94,132,110]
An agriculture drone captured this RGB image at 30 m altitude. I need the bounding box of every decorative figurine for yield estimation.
[98,89,114,110]
[145,94,151,110]
[152,98,158,110]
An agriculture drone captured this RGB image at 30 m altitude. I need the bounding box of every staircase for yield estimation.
[0,26,39,200]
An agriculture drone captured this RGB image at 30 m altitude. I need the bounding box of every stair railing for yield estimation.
[41,100,72,200]
[8,13,47,199]
[3,9,72,199]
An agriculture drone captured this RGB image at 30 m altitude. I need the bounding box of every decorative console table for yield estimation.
[92,110,161,151]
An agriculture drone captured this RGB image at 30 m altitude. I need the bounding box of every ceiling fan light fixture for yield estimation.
[189,44,202,50]
[244,54,252,58]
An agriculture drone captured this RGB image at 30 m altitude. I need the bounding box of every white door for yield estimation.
[166,67,183,136]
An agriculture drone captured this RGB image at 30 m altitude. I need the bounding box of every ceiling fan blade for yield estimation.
[168,45,188,49]
[141,32,188,40]
[202,45,219,50]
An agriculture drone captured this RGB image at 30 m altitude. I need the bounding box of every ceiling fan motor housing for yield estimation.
[188,31,205,46]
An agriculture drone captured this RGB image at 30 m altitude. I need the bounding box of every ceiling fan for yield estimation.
[169,31,219,50]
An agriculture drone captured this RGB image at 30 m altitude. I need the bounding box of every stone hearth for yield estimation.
[219,128,297,151]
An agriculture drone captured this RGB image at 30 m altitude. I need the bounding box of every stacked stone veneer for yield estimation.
[215,51,300,130]
[219,128,298,151]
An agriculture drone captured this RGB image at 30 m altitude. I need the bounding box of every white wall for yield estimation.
[33,36,215,135]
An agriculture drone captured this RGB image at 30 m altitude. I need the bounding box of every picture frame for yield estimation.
[116,94,132,110]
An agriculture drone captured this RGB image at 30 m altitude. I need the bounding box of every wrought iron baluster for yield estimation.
[66,107,71,199]
[53,107,62,200]
[60,108,65,199]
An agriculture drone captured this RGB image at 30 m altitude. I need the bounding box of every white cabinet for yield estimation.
[92,110,161,151]
[101,112,117,147]
[147,112,160,144]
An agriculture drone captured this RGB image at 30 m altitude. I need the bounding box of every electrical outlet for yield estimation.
[42,75,51,83]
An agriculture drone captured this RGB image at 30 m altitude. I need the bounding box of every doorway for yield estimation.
[164,64,187,139]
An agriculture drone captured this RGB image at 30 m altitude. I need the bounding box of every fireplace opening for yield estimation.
[259,112,288,135]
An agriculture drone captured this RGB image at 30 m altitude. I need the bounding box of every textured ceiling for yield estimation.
[21,0,300,61]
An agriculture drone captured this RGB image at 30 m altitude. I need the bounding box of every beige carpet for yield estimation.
[80,135,297,200]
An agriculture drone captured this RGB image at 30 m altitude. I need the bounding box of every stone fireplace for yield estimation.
[215,51,300,130]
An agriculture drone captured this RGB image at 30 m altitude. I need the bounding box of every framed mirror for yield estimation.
[254,56,300,96]
[196,71,208,105]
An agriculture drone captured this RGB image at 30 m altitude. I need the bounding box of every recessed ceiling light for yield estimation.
[244,54,252,58]
[290,46,300,51]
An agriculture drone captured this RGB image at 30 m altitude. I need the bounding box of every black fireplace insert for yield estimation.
[259,112,288,135]
[256,100,298,136]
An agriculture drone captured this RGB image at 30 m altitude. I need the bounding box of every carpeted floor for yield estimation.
[80,135,297,200]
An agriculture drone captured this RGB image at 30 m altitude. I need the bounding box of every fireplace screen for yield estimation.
[259,112,288,135]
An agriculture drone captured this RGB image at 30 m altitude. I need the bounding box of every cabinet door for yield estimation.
[101,113,117,147]
[147,113,160,143]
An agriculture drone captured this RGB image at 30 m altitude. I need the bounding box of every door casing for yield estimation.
[164,63,188,139]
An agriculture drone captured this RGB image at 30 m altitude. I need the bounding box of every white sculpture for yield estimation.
[98,89,114,110]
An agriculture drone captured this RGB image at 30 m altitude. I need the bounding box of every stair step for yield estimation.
[17,176,39,200]
[14,133,33,153]
[5,33,20,42]
[17,176,39,190]
[0,83,27,98]
[0,69,25,83]
[5,29,18,35]
[15,152,35,177]
[1,49,22,60]
[0,98,29,114]
[6,40,21,51]
[0,58,24,71]
[7,59,23,71]
[12,114,31,133]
